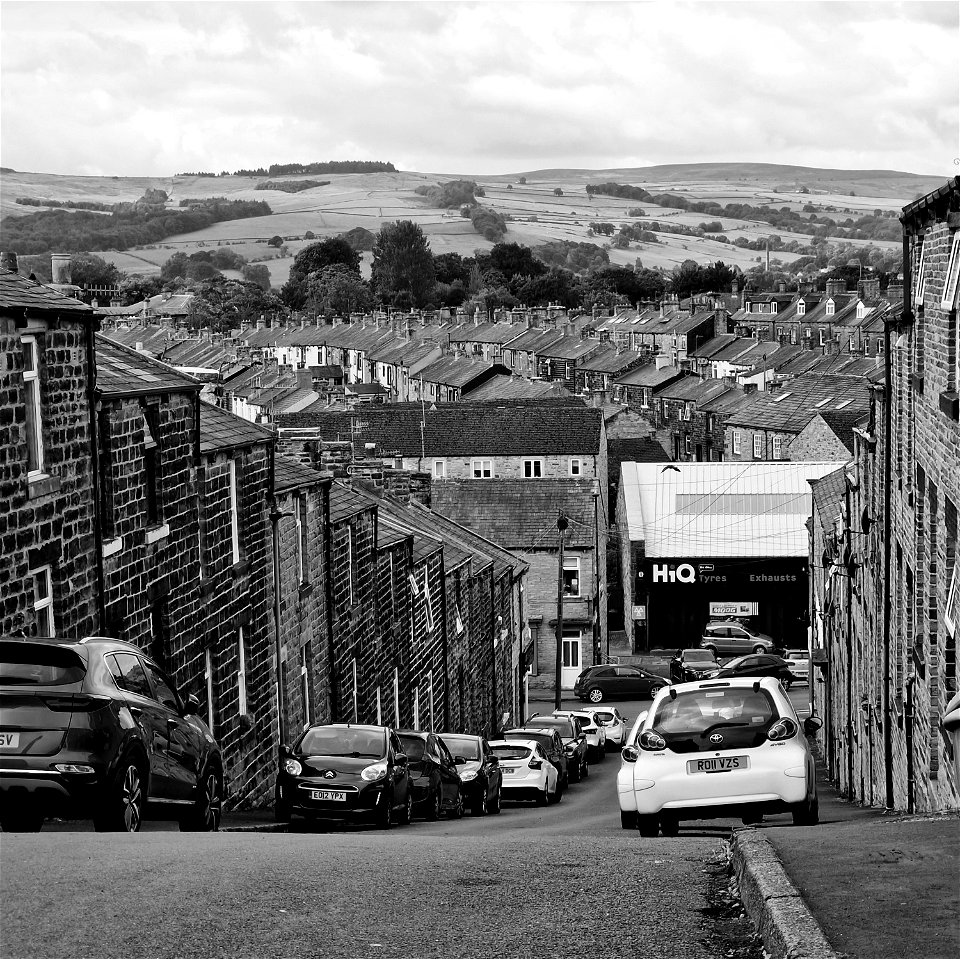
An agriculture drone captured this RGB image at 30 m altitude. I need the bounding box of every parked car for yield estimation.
[699,620,782,657]
[784,649,810,684]
[524,715,589,782]
[439,733,502,816]
[669,648,720,684]
[617,677,821,835]
[552,708,606,761]
[704,654,795,689]
[0,635,223,833]
[573,664,667,703]
[490,739,560,805]
[582,706,629,750]
[502,727,568,789]
[397,730,463,820]
[275,723,412,828]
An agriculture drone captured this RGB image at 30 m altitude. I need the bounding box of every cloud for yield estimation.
[1,0,955,177]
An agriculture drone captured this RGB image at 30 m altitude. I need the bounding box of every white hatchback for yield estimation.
[552,709,607,761]
[616,677,820,836]
[490,739,561,805]
[784,650,810,684]
[581,706,628,750]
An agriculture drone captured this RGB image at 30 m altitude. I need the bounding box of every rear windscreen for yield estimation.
[492,745,531,760]
[0,642,86,686]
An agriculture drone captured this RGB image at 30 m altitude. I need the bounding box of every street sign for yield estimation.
[631,605,646,620]
[709,601,759,617]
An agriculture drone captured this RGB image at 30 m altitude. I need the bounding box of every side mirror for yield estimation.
[803,716,823,736]
[279,743,292,758]
[454,755,467,765]
[490,756,499,765]
[396,752,408,765]
[183,693,201,716]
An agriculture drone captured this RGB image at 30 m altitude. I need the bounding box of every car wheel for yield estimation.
[274,800,292,824]
[620,811,637,830]
[581,757,590,779]
[792,795,819,826]
[636,814,659,837]
[376,790,395,829]
[94,756,146,833]
[398,789,413,826]
[180,766,222,832]
[472,787,488,817]
[450,790,464,820]
[426,786,442,821]
[489,787,502,815]
[0,813,44,832]
[753,644,766,654]
[537,784,549,806]
[659,814,680,837]
[587,688,604,703]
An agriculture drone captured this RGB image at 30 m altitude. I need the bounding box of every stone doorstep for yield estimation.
[730,831,840,959]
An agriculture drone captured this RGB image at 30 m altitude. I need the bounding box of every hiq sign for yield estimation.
[651,563,696,584]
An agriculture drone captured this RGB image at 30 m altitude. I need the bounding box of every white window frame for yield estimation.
[432,459,446,479]
[914,239,926,304]
[942,232,960,310]
[732,430,742,456]
[772,436,782,460]
[351,657,359,722]
[347,524,355,606]
[237,627,247,716]
[295,493,306,585]
[21,336,44,477]
[797,301,805,316]
[753,434,763,459]
[561,630,582,670]
[428,671,435,730]
[393,668,400,726]
[413,686,420,730]
[204,649,215,734]
[471,458,494,478]
[818,329,825,346]
[375,687,382,725]
[568,457,583,477]
[522,457,544,478]
[30,564,54,635]
[228,459,241,566]
[300,644,312,728]
[825,300,835,316]
[562,555,581,597]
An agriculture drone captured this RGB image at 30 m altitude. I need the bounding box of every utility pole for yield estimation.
[269,500,295,748]
[593,484,601,666]
[555,511,568,710]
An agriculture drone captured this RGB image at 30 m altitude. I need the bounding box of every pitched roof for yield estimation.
[273,455,331,492]
[199,400,275,454]
[96,334,203,397]
[461,374,574,402]
[1,269,96,317]
[417,355,504,388]
[432,479,599,550]
[689,334,739,359]
[329,481,376,524]
[276,402,604,456]
[816,408,867,454]
[613,363,683,388]
[620,461,846,558]
[537,336,603,361]
[810,466,848,534]
[657,376,731,404]
[577,348,643,374]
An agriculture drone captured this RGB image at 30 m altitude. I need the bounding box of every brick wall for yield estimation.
[787,418,852,461]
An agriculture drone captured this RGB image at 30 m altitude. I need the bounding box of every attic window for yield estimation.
[797,301,806,316]
[772,391,792,403]
[825,300,835,316]
[835,399,853,410]
[814,398,832,409]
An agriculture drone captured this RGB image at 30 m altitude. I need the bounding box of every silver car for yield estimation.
[699,620,781,657]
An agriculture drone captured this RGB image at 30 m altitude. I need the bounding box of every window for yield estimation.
[106,653,152,698]
[522,458,544,478]
[204,648,216,734]
[428,671,435,730]
[640,388,650,409]
[684,434,692,455]
[790,328,797,345]
[753,434,763,459]
[803,327,812,341]
[471,458,494,478]
[825,300,835,316]
[772,436,783,460]
[393,667,400,726]
[295,494,308,585]
[913,238,926,305]
[562,556,581,597]
[797,301,806,316]
[347,523,356,606]
[21,336,44,476]
[300,644,312,728]
[569,458,582,476]
[237,628,248,715]
[143,405,162,526]
[143,661,181,712]
[732,431,742,456]
[432,459,446,479]
[561,629,581,670]
[351,657,359,722]
[942,232,960,310]
[413,686,420,730]
[818,329,825,346]
[29,564,54,635]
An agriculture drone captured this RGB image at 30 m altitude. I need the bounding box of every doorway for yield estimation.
[561,630,582,688]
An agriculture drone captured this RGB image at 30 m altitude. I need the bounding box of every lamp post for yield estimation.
[270,502,295,748]
[555,511,568,710]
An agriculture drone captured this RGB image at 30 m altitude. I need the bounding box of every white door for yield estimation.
[561,632,582,689]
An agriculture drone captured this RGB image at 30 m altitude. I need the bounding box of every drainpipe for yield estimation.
[881,310,895,810]
[322,482,338,722]
[268,444,292,749]
[490,571,499,738]
[86,320,106,633]
[844,481,855,797]
[439,551,450,731]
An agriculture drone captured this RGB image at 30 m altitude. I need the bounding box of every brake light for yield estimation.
[639,730,666,752]
[767,718,798,741]
[528,759,543,769]
[41,694,110,712]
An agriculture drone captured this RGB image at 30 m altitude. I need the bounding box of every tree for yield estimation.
[518,176,527,185]
[242,263,272,291]
[160,251,190,283]
[186,277,285,332]
[281,237,361,309]
[69,252,121,288]
[433,252,469,286]
[371,220,436,308]
[553,187,564,196]
[515,267,582,307]
[488,242,546,281]
[305,264,375,316]
[268,235,284,248]
[118,273,163,305]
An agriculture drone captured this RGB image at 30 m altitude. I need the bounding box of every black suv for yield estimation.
[0,635,223,833]
[670,648,720,684]
[524,715,589,783]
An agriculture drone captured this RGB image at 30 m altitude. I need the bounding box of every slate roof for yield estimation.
[613,363,684,388]
[502,327,565,353]
[199,400,275,454]
[657,376,730,404]
[417,355,504,388]
[329,481,376,524]
[432,479,599,551]
[817,408,868,454]
[273,455,330,493]
[1,269,96,316]
[461,375,574,402]
[810,466,848,535]
[537,336,603,361]
[689,334,739,359]
[448,321,526,345]
[577,349,643,374]
[276,403,604,456]
[95,335,203,397]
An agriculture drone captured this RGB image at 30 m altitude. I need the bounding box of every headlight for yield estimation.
[564,744,576,754]
[360,761,388,782]
[282,759,302,776]
[460,770,478,782]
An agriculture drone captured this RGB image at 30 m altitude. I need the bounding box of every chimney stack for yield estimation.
[51,253,72,285]
[859,276,881,302]
[825,278,847,297]
[0,251,18,273]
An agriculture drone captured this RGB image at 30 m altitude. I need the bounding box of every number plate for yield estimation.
[309,789,347,801]
[501,767,514,774]
[0,732,20,750]
[687,756,749,774]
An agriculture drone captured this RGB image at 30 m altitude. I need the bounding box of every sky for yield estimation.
[1,0,957,179]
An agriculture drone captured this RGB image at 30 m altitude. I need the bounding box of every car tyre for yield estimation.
[792,795,819,826]
[569,761,581,784]
[449,790,464,820]
[398,789,413,826]
[581,757,590,779]
[587,688,604,703]
[489,787,501,815]
[180,766,222,832]
[94,755,146,833]
[0,813,44,832]
[753,644,766,654]
[426,785,442,821]
[659,814,680,837]
[537,784,549,806]
[636,814,659,837]
[620,811,637,830]
[377,790,395,830]
[274,800,292,824]
[472,788,488,817]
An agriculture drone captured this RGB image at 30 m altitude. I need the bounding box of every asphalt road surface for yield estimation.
[1,692,812,959]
